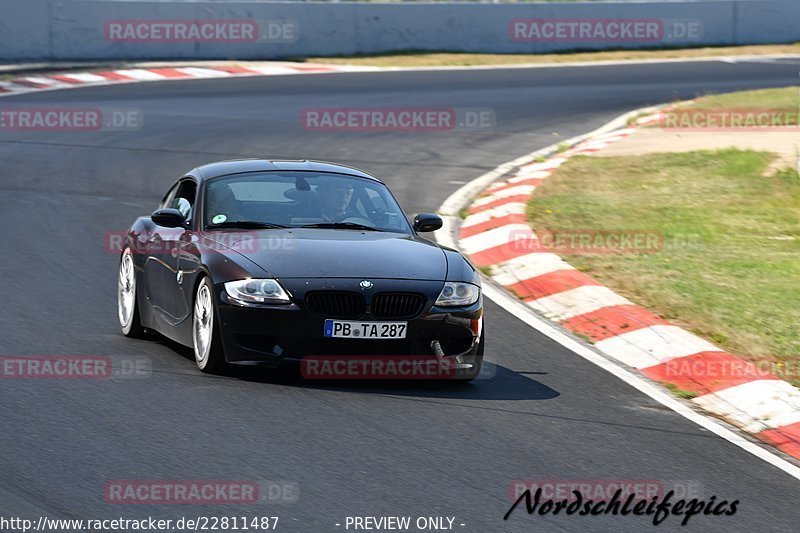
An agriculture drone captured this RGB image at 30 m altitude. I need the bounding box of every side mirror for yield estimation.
[413,213,443,233]
[151,208,187,228]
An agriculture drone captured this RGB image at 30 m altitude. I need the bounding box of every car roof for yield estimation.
[188,159,381,183]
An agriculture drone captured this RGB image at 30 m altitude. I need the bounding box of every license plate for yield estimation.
[323,319,407,339]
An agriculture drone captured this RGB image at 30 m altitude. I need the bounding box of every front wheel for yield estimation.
[118,248,145,338]
[193,277,226,373]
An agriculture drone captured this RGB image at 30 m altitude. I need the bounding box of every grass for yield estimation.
[477,265,494,277]
[300,43,800,68]
[666,383,699,400]
[653,86,800,128]
[690,86,800,111]
[527,149,800,386]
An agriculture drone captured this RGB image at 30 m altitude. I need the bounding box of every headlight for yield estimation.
[224,279,291,305]
[435,282,480,307]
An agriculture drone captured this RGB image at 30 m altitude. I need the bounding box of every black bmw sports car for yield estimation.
[117,160,484,380]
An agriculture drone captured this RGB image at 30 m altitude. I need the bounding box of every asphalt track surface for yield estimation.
[1,59,800,532]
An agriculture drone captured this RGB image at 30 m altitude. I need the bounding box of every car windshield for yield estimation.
[203,171,412,233]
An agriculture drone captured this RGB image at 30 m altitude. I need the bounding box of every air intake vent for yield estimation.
[305,291,365,319]
[371,293,426,319]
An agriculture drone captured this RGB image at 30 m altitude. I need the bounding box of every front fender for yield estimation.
[443,249,481,286]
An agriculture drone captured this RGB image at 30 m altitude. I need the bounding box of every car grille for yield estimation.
[305,291,365,319]
[371,293,426,319]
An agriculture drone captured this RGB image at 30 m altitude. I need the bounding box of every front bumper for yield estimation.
[214,278,483,371]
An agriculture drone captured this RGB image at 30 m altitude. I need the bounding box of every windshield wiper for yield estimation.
[298,222,384,231]
[208,221,288,230]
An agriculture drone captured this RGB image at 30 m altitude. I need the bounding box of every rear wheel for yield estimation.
[193,277,226,373]
[118,248,145,338]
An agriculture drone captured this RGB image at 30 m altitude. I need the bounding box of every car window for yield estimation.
[171,197,192,220]
[160,182,179,209]
[169,180,197,221]
[203,171,411,233]
[365,188,389,211]
[227,181,295,202]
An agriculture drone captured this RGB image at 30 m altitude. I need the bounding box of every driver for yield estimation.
[206,183,243,223]
[317,181,355,222]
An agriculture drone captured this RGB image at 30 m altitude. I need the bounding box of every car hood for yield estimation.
[204,228,448,280]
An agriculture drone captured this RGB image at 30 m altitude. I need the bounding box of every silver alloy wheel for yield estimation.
[117,249,136,332]
[193,281,214,368]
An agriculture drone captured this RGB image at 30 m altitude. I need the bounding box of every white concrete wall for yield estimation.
[0,1,797,61]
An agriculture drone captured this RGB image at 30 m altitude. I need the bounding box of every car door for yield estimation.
[169,179,199,324]
[143,179,195,322]
[143,182,178,318]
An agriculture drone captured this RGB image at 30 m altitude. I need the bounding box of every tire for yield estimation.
[118,247,145,338]
[192,276,226,373]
